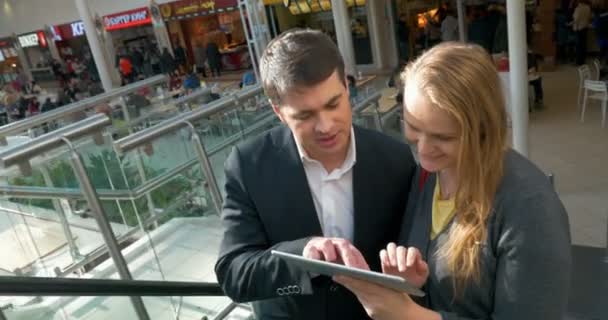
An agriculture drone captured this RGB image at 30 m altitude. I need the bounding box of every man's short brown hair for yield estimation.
[260,28,346,105]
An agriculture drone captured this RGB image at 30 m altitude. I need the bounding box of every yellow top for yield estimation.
[431,179,457,240]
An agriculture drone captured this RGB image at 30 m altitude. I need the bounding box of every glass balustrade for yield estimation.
[0,77,395,320]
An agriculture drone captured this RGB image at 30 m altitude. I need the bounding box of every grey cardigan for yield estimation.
[399,149,571,320]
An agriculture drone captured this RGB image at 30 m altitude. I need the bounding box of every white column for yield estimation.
[457,0,466,42]
[12,34,33,81]
[366,0,382,69]
[506,1,529,157]
[150,2,172,53]
[385,0,399,69]
[75,0,113,92]
[153,24,172,53]
[45,26,62,61]
[331,0,356,75]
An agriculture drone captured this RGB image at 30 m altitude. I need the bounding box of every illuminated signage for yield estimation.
[50,26,63,41]
[18,33,40,48]
[103,8,152,31]
[160,0,237,21]
[52,20,86,41]
[71,21,85,37]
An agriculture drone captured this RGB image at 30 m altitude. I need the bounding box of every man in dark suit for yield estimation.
[215,29,416,319]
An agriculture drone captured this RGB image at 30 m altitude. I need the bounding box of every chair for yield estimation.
[581,80,608,128]
[592,58,602,80]
[577,65,591,109]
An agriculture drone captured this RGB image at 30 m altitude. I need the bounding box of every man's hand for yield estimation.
[303,237,369,269]
[380,243,429,289]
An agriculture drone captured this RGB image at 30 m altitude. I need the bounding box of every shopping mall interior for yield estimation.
[0,0,606,319]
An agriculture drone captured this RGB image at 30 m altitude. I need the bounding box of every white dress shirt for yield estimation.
[295,128,356,241]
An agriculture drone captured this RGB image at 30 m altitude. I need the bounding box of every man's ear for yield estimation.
[271,102,286,124]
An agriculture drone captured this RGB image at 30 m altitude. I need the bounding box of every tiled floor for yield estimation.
[3,217,236,320]
[526,65,608,249]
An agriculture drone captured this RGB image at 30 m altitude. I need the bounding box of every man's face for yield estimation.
[272,70,352,166]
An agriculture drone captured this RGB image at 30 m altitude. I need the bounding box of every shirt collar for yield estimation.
[295,127,357,172]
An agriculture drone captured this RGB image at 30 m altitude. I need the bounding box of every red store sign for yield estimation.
[0,38,13,48]
[103,7,152,31]
[52,21,86,41]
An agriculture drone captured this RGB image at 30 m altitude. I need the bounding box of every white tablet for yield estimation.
[271,250,425,297]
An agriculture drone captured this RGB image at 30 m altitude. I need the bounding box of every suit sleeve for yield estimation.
[214,146,314,303]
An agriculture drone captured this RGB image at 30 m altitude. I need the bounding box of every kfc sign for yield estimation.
[52,21,86,41]
[103,8,152,31]
[71,21,85,37]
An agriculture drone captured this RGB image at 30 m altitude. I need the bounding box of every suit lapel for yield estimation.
[275,126,323,237]
[408,173,434,260]
[352,127,375,251]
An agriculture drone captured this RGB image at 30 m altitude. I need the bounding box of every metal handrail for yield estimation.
[171,87,212,106]
[0,158,198,201]
[380,102,401,124]
[352,91,382,113]
[0,75,167,144]
[0,85,367,199]
[0,114,111,169]
[114,85,264,154]
[0,276,224,296]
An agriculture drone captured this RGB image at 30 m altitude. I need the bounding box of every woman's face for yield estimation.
[403,86,461,173]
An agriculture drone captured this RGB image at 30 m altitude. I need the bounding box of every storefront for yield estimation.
[265,0,372,64]
[51,20,89,60]
[17,31,52,68]
[0,38,20,84]
[159,0,250,71]
[103,7,156,54]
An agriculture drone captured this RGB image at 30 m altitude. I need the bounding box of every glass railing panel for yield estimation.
[205,114,281,198]
[233,93,272,128]
[3,295,138,320]
[352,107,379,131]
[0,145,108,277]
[119,126,196,187]
[3,294,249,320]
[115,142,219,318]
[196,109,244,152]
[381,107,405,142]
[175,88,218,112]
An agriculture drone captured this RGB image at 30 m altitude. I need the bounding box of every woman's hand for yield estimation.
[381,243,429,288]
[334,275,441,320]
[334,275,413,320]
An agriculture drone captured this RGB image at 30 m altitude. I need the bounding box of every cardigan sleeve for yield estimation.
[438,188,571,320]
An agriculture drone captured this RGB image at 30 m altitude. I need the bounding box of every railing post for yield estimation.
[40,165,82,262]
[184,122,223,215]
[372,102,383,131]
[119,96,159,227]
[61,137,151,320]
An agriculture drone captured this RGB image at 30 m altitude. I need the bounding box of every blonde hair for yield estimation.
[401,42,507,294]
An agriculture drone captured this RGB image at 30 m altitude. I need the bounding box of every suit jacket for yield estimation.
[215,125,416,319]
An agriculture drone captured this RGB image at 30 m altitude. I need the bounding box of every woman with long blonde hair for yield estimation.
[335,42,571,319]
